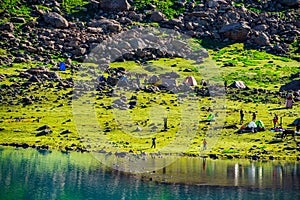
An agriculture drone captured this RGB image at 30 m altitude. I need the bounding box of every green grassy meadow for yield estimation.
[0,42,299,160]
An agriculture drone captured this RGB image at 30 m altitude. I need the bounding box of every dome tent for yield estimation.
[183,76,197,86]
[229,81,249,89]
[255,120,264,128]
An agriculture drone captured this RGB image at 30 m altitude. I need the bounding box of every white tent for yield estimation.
[183,76,197,86]
[247,121,257,128]
[229,81,248,89]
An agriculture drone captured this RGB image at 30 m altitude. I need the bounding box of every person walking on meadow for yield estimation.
[151,137,156,148]
[285,93,294,108]
[203,139,207,150]
[240,109,245,125]
[273,114,279,128]
[252,112,256,121]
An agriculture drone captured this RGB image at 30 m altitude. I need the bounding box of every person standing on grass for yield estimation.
[252,112,256,121]
[151,137,156,148]
[203,139,207,150]
[285,93,294,108]
[240,109,245,125]
[273,114,279,128]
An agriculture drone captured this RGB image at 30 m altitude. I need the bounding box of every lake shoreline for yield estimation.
[1,142,299,162]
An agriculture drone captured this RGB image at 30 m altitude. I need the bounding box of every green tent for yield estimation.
[255,120,264,128]
[207,114,215,121]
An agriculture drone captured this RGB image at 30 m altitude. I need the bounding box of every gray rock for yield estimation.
[128,12,144,22]
[133,127,142,132]
[253,24,268,31]
[129,38,146,49]
[36,129,52,136]
[185,22,194,30]
[87,27,103,33]
[107,23,122,32]
[88,0,100,9]
[13,57,26,63]
[208,0,228,8]
[252,31,270,46]
[165,18,183,27]
[0,22,14,32]
[29,75,41,83]
[280,80,300,91]
[43,12,69,28]
[118,41,131,50]
[170,39,187,51]
[26,46,38,53]
[279,0,300,6]
[99,0,130,11]
[72,47,86,56]
[119,17,132,24]
[2,32,15,39]
[88,19,121,32]
[219,22,251,41]
[150,11,165,22]
[187,11,209,18]
[11,17,26,23]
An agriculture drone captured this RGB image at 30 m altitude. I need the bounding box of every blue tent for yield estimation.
[59,62,66,71]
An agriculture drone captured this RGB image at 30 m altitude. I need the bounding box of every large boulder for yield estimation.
[279,0,300,6]
[219,22,251,41]
[252,31,271,46]
[0,22,14,32]
[99,0,130,11]
[150,11,165,22]
[280,80,300,92]
[43,12,68,28]
[88,19,121,32]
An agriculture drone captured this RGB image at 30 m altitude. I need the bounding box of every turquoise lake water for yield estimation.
[0,146,299,200]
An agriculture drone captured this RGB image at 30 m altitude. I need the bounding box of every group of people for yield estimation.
[240,110,281,128]
[150,108,297,150]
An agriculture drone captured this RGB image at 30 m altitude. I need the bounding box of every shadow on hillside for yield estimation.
[200,39,235,51]
[269,107,287,111]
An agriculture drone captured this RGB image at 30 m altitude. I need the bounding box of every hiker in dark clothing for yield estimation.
[252,112,256,121]
[151,137,156,148]
[240,109,244,125]
[203,139,207,150]
[273,114,278,128]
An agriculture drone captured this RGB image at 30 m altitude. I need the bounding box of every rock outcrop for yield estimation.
[43,12,69,28]
[0,0,299,66]
[99,0,131,11]
[279,0,300,7]
[219,22,251,41]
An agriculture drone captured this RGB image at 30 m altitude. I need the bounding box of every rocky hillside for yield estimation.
[0,0,299,67]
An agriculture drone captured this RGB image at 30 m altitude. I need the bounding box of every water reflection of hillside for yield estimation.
[138,157,300,189]
[0,147,299,200]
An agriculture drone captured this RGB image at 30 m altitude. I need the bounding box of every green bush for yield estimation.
[62,0,89,13]
[133,0,186,19]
